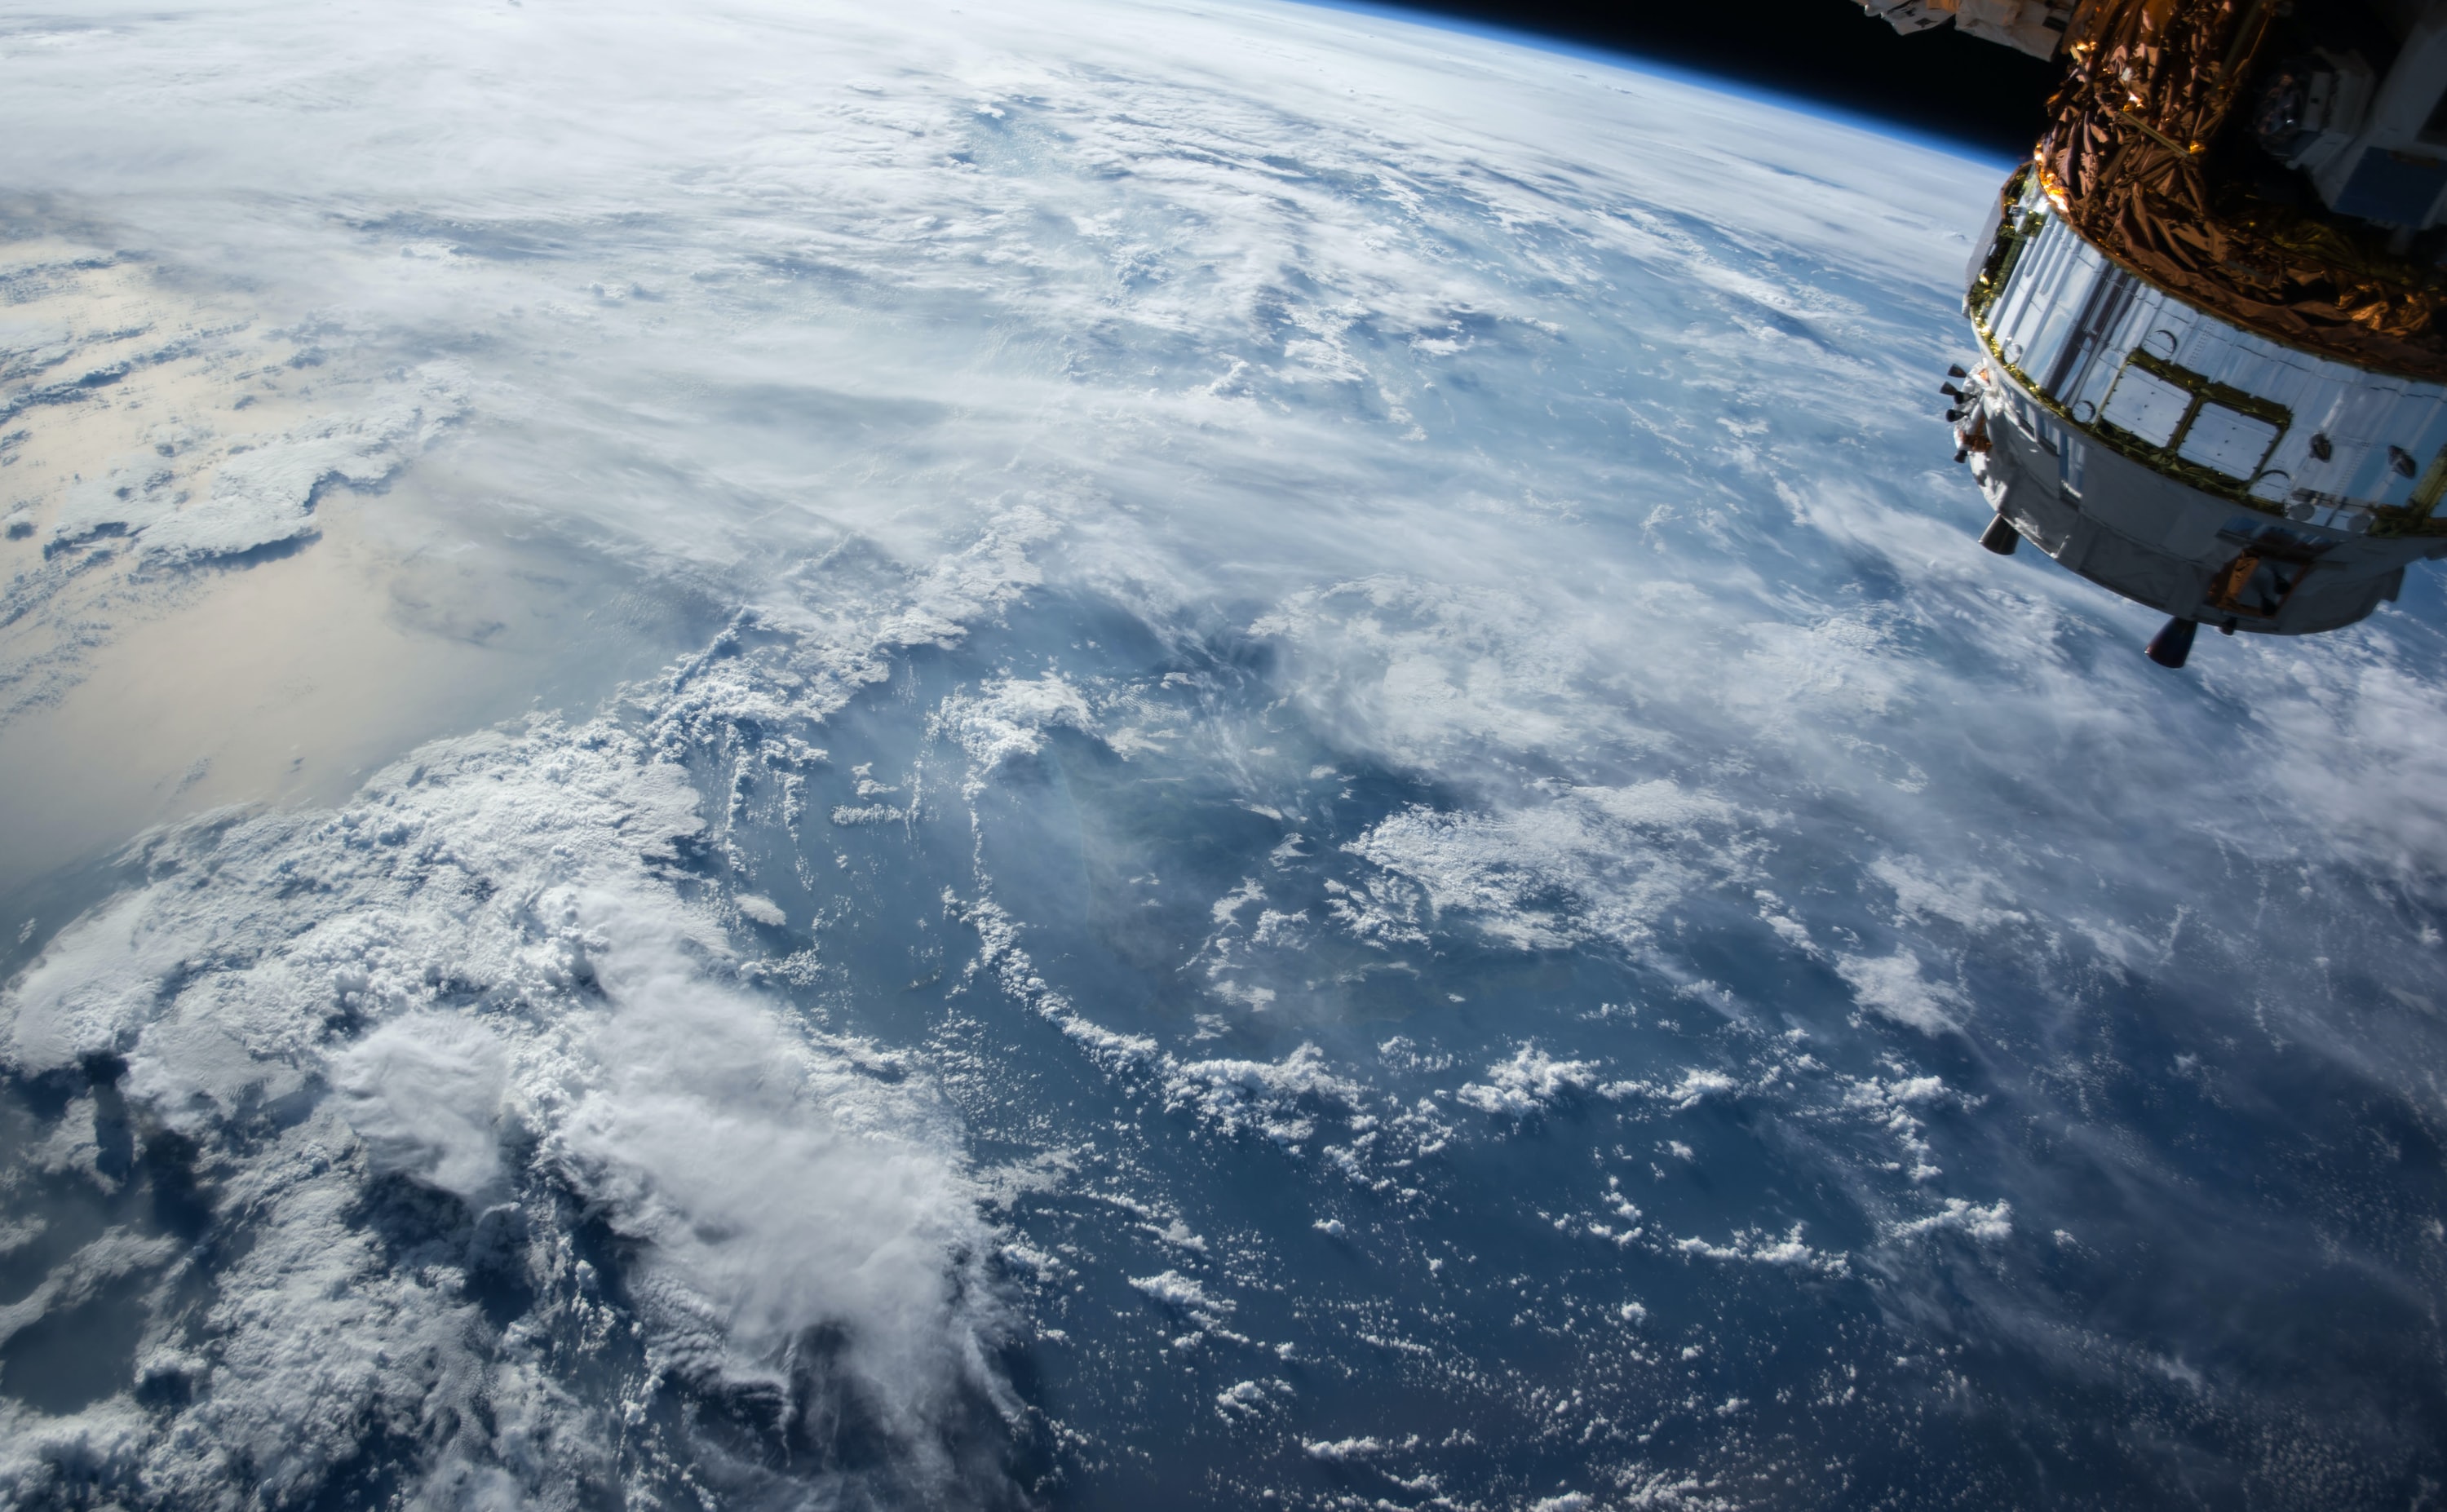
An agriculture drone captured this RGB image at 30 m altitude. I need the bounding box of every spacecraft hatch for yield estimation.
[1861,0,2447,666]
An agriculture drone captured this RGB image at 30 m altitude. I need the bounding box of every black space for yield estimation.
[1374,0,2061,157]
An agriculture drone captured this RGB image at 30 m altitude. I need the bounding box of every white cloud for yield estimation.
[1672,1222,1847,1273]
[1,719,1008,1508]
[1129,1269,1233,1329]
[1887,1198,2012,1245]
[1165,1041,1365,1144]
[1456,1044,1599,1116]
[931,674,1099,794]
[1835,949,1965,1035]
[1306,1435,1385,1461]
[734,892,789,926]
[1344,789,1750,957]
[330,1012,510,1202]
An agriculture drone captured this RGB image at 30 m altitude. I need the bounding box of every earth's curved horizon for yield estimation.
[2,2,2443,1508]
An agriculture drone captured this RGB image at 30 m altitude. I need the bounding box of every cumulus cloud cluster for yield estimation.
[2,721,1010,1506]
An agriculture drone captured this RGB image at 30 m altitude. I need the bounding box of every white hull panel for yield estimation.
[1972,366,2414,633]
[1963,175,2447,634]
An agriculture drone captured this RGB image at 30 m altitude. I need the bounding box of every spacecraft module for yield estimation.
[1861,0,2447,665]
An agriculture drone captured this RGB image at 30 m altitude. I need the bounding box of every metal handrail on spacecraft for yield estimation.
[1860,0,2447,666]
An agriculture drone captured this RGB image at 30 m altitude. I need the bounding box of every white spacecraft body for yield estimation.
[1856,0,2076,60]
[1959,172,2447,640]
[1861,0,2447,663]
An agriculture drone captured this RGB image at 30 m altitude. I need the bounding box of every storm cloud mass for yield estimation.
[2,1,2445,1507]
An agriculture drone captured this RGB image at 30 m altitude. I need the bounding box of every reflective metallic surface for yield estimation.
[1962,172,2447,636]
[1981,176,2447,532]
[2032,0,2447,382]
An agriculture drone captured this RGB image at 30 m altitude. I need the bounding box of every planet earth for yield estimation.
[2,1,2444,1507]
